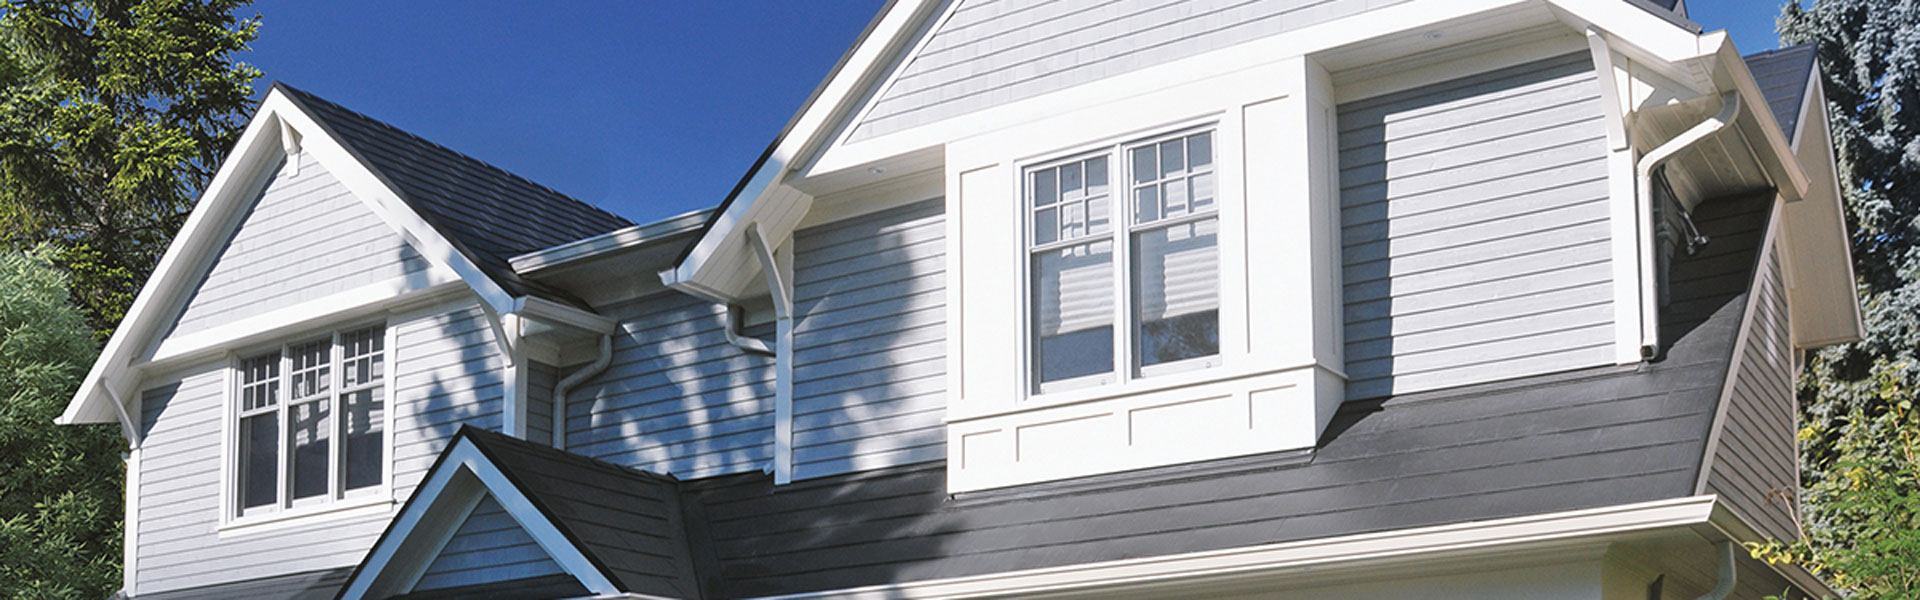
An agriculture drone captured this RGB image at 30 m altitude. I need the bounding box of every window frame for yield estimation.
[223,320,393,526]
[1019,123,1224,399]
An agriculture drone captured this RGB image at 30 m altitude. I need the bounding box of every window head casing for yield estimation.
[232,324,388,519]
[1026,127,1221,395]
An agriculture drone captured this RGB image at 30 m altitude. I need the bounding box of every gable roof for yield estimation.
[338,426,701,600]
[1743,44,1819,139]
[274,84,634,303]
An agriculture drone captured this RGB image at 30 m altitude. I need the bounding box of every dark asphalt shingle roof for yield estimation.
[273,83,634,303]
[1745,44,1820,139]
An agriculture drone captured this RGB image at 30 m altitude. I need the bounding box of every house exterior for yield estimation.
[57,0,1865,598]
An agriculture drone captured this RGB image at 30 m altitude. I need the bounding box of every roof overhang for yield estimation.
[1780,69,1868,347]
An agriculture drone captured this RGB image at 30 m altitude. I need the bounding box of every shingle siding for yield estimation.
[1707,241,1801,541]
[567,293,776,479]
[162,152,430,345]
[791,199,948,480]
[414,494,564,591]
[1338,52,1616,400]
[852,0,1413,141]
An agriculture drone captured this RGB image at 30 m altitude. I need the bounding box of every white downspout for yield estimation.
[552,334,612,450]
[724,304,775,356]
[1635,91,1741,359]
[1695,541,1738,600]
[744,224,794,484]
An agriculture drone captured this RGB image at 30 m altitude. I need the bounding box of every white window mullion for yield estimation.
[330,331,343,500]
[277,346,291,510]
[1112,145,1134,387]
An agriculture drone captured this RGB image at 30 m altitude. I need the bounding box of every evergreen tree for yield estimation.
[1747,1,1920,597]
[0,248,122,599]
[0,0,260,339]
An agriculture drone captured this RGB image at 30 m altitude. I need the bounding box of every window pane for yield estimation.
[1131,146,1157,184]
[1032,168,1058,207]
[1031,240,1114,387]
[240,414,278,509]
[289,339,330,400]
[1033,208,1058,245]
[1134,185,1160,223]
[1061,161,1083,198]
[1163,178,1190,218]
[241,353,279,411]
[1190,172,1216,212]
[344,387,384,491]
[342,326,384,387]
[1062,200,1084,239]
[1159,139,1185,176]
[1085,156,1108,196]
[1086,192,1111,235]
[290,399,330,500]
[1133,218,1220,368]
[1188,131,1213,168]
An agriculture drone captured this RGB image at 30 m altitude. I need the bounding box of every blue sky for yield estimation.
[243,0,1787,225]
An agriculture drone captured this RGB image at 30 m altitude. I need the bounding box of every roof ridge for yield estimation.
[268,82,633,227]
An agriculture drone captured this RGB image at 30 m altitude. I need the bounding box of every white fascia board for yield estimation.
[1786,72,1868,346]
[752,495,1722,600]
[665,0,937,301]
[144,268,464,369]
[60,88,520,426]
[510,208,713,275]
[513,295,618,334]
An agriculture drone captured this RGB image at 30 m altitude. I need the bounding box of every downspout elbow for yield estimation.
[1695,541,1738,600]
[1635,91,1741,360]
[725,304,775,356]
[553,334,613,450]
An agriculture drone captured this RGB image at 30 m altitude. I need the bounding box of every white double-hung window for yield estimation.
[1027,128,1220,394]
[234,324,387,517]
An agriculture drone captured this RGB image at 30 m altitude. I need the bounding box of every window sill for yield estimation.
[951,359,1343,423]
[217,493,395,538]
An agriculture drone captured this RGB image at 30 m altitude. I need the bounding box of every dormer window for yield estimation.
[233,325,388,518]
[1026,127,1220,394]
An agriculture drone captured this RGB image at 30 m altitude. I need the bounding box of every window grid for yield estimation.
[1024,126,1221,395]
[234,324,387,518]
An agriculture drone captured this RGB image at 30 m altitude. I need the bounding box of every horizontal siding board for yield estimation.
[791,199,947,481]
[415,494,563,591]
[853,0,1412,140]
[1708,244,1801,541]
[1339,53,1613,399]
[165,152,429,342]
[567,292,775,479]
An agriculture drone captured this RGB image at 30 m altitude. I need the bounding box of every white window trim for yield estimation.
[218,318,397,535]
[1020,121,1225,402]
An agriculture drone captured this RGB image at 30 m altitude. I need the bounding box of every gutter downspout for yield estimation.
[744,224,795,484]
[1695,541,1738,600]
[552,334,613,450]
[1635,91,1741,359]
[725,304,775,356]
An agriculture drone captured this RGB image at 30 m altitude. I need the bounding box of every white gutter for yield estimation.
[553,334,613,450]
[1635,91,1741,359]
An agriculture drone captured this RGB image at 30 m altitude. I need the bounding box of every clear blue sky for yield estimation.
[242,0,1786,225]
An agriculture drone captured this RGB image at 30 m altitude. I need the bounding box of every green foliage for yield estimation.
[1753,1,1920,597]
[0,0,260,338]
[0,247,122,599]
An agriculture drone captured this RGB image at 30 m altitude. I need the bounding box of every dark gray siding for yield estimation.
[1706,242,1800,541]
[791,199,947,480]
[135,365,391,594]
[165,152,430,342]
[527,361,558,447]
[1339,52,1615,400]
[393,300,509,500]
[568,293,776,479]
[851,0,1413,141]
[413,494,563,591]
